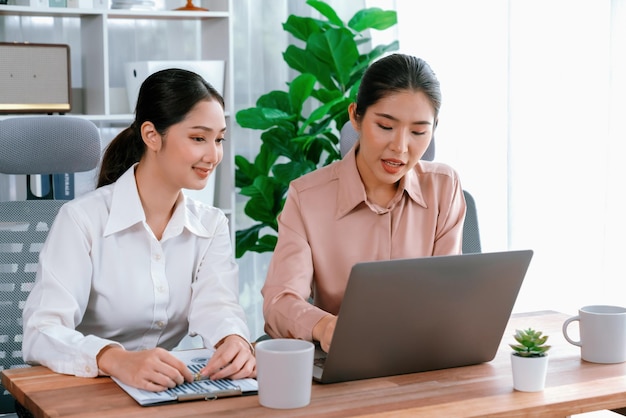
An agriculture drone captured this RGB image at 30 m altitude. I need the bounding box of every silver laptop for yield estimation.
[313,249,534,384]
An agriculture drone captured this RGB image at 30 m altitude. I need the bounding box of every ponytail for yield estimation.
[97,125,145,187]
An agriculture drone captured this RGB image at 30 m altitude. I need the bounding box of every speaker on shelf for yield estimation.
[0,43,71,114]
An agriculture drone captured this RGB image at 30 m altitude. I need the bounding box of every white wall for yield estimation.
[396,0,510,252]
[397,0,626,315]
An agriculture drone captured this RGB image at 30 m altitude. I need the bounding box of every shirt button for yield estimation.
[85,366,91,373]
[157,285,165,293]
[156,321,165,328]
[154,254,162,261]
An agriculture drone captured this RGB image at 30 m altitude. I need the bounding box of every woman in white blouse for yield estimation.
[22,68,255,392]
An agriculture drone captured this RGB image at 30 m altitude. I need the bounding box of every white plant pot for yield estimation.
[510,353,549,392]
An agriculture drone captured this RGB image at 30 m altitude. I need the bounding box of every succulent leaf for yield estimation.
[510,328,551,358]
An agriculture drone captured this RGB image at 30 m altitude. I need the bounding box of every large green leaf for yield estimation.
[251,234,279,253]
[235,108,266,130]
[261,126,302,161]
[234,155,259,188]
[235,227,278,258]
[315,133,341,164]
[312,88,343,104]
[283,45,336,91]
[244,195,278,225]
[363,41,401,64]
[235,224,263,258]
[305,138,327,164]
[282,15,323,42]
[326,96,353,131]
[306,0,343,27]
[239,175,272,200]
[292,132,326,154]
[272,160,317,184]
[257,90,292,113]
[307,28,359,89]
[327,96,352,116]
[299,95,346,134]
[348,8,397,32]
[236,107,292,130]
[288,73,316,117]
[344,41,400,90]
[252,143,280,177]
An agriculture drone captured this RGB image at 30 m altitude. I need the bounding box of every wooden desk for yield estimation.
[3,311,626,418]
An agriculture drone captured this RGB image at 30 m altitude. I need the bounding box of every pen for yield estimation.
[193,371,210,382]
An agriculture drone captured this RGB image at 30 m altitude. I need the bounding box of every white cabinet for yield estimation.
[0,0,235,230]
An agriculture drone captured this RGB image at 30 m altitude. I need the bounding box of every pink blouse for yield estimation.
[262,146,466,341]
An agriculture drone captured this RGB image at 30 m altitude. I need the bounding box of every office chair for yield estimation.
[0,116,101,415]
[339,122,481,254]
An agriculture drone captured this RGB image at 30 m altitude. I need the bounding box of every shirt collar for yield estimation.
[403,166,428,208]
[159,193,212,241]
[335,145,428,219]
[103,164,211,239]
[174,194,213,239]
[104,165,145,236]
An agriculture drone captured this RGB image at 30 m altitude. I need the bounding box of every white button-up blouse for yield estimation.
[22,165,250,377]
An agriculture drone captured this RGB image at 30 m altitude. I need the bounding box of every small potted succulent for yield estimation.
[509,328,551,392]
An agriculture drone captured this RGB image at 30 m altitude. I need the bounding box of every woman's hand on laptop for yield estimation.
[313,314,337,353]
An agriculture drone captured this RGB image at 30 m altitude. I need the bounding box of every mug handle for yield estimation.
[562,315,582,347]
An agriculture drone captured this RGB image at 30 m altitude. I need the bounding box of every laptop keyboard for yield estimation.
[314,357,326,368]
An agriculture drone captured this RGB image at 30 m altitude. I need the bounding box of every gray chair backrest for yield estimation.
[461,190,481,254]
[339,122,480,254]
[0,116,101,414]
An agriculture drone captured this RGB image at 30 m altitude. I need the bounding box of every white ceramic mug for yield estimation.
[562,305,626,363]
[255,338,314,409]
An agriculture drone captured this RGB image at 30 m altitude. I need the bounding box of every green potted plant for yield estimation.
[509,328,551,392]
[234,0,398,258]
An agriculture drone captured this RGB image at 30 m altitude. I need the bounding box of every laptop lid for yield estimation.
[313,249,533,384]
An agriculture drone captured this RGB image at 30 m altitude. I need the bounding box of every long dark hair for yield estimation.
[352,53,441,121]
[97,68,224,187]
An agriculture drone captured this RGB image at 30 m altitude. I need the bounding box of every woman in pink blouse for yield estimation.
[262,54,467,352]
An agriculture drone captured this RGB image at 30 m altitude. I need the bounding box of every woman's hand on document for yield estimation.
[313,314,337,353]
[97,345,193,392]
[197,334,256,381]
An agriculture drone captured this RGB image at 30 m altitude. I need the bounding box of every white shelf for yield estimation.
[0,114,134,123]
[0,5,102,16]
[0,5,229,18]
[107,10,228,19]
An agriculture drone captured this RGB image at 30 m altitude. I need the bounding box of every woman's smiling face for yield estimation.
[151,99,226,192]
[352,89,436,193]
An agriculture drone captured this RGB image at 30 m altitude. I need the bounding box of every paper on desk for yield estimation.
[111,348,258,406]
